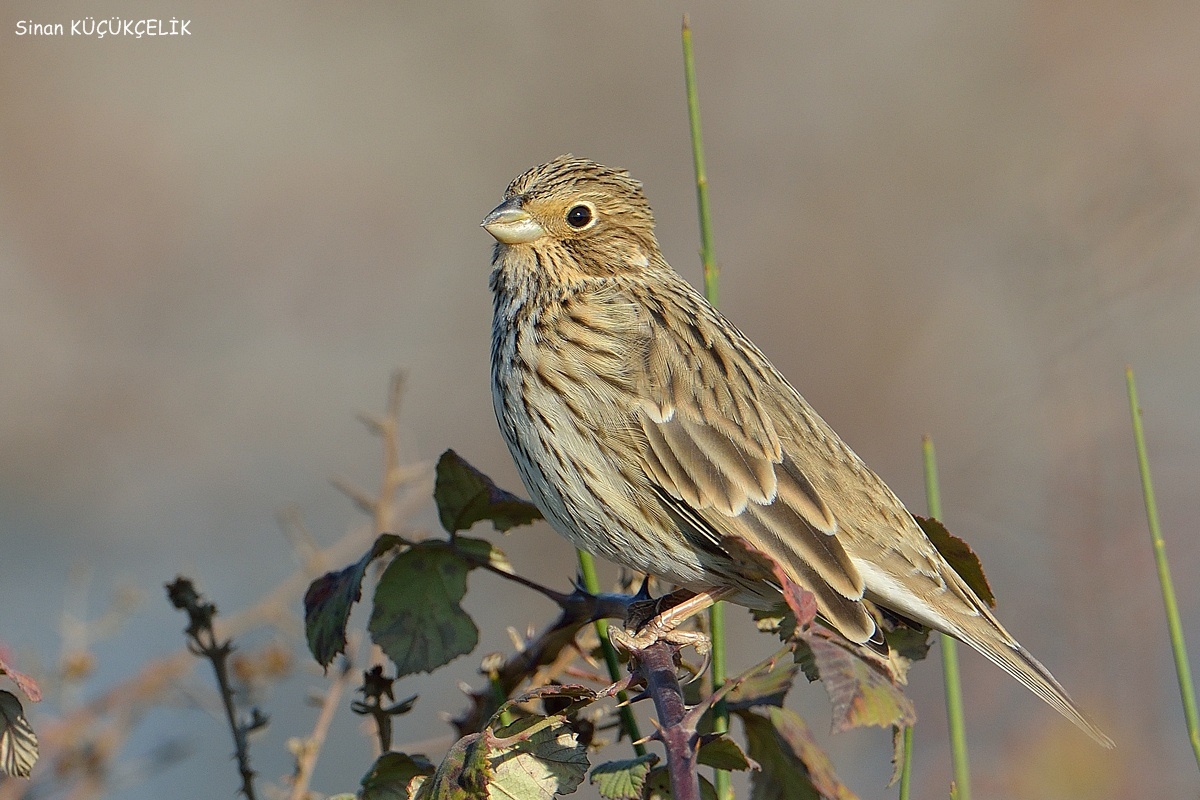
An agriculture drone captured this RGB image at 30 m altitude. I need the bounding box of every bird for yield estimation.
[481,154,1113,747]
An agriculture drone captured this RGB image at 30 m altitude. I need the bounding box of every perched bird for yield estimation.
[482,155,1113,747]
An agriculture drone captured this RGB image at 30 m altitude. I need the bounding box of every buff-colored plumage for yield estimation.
[483,155,1112,748]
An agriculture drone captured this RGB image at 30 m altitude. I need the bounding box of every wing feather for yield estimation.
[633,285,872,641]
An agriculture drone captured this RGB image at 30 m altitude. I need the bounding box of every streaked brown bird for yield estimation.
[482,155,1112,747]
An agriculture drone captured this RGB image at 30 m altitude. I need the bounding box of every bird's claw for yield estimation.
[609,624,712,655]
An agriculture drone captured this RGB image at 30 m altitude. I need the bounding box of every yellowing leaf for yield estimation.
[738,707,857,800]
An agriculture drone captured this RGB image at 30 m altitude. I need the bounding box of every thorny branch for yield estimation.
[451,586,638,735]
[635,641,701,800]
[166,577,266,800]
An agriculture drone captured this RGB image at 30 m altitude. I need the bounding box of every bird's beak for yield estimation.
[481,200,545,244]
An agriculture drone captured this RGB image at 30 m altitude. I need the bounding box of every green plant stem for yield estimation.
[898,725,914,800]
[923,436,971,800]
[575,548,646,755]
[1126,367,1200,771]
[683,15,718,304]
[683,16,730,799]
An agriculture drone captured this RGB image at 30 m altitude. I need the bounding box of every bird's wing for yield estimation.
[631,285,876,642]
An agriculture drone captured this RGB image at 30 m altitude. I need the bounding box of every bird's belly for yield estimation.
[490,360,712,589]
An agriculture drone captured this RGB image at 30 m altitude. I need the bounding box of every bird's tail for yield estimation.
[948,596,1115,748]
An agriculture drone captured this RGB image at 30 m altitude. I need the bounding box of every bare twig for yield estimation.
[2,404,429,800]
[166,577,264,800]
[451,588,638,734]
[287,654,356,800]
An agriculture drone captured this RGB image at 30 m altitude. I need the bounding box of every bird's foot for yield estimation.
[609,623,712,655]
[609,586,738,655]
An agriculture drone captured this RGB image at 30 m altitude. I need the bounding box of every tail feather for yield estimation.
[952,612,1115,749]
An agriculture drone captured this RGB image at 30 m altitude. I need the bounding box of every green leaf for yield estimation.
[800,634,915,732]
[738,707,857,800]
[590,754,659,799]
[416,732,489,800]
[435,450,542,534]
[360,752,437,800]
[487,717,589,799]
[697,736,755,771]
[644,767,718,800]
[880,620,932,665]
[791,639,821,684]
[914,515,995,607]
[303,534,403,668]
[0,690,38,778]
[878,616,934,685]
[369,542,478,676]
[726,662,800,710]
[455,535,515,574]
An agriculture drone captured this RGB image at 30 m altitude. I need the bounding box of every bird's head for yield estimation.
[482,155,662,280]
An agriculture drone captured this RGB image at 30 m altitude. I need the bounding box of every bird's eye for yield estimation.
[565,204,594,229]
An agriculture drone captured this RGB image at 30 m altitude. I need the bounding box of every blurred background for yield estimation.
[2,2,1198,798]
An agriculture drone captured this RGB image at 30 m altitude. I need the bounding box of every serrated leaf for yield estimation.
[590,753,658,799]
[723,536,817,633]
[726,662,800,710]
[801,635,915,732]
[878,617,934,685]
[738,707,857,800]
[369,542,478,676]
[792,639,821,684]
[697,736,755,772]
[487,718,589,799]
[0,690,38,778]
[880,621,932,665]
[417,732,488,800]
[775,574,818,631]
[435,450,543,534]
[360,751,437,800]
[303,533,403,668]
[644,767,718,800]
[914,515,995,607]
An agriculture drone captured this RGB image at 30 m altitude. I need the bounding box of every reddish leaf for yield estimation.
[303,534,402,668]
[0,655,40,704]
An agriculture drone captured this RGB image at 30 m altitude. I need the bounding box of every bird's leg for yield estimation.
[610,586,739,654]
